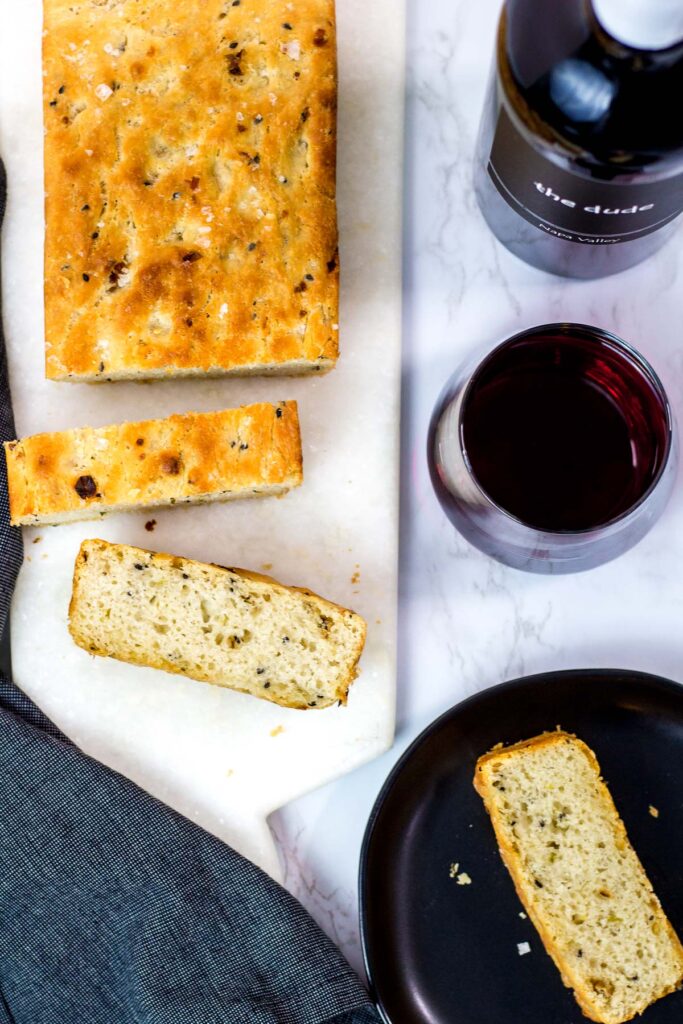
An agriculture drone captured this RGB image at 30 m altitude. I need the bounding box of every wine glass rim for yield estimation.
[457,321,675,537]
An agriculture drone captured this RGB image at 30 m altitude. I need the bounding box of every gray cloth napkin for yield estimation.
[0,161,381,1024]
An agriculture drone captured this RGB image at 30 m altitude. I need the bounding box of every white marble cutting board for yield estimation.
[0,0,404,879]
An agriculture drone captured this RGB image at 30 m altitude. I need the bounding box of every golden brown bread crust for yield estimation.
[43,0,338,381]
[4,401,302,526]
[68,539,367,709]
[474,732,683,1024]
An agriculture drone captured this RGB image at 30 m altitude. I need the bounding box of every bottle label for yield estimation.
[488,107,683,245]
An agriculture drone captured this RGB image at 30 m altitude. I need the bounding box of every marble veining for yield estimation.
[271,0,683,978]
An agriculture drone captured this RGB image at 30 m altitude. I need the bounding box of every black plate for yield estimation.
[360,670,683,1024]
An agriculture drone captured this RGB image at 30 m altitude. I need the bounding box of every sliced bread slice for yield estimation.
[474,731,683,1024]
[69,539,366,710]
[4,401,301,526]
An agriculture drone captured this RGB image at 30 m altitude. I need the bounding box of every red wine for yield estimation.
[462,330,668,531]
[474,0,683,278]
[428,325,676,573]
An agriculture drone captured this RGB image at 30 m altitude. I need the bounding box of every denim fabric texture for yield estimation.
[0,163,381,1024]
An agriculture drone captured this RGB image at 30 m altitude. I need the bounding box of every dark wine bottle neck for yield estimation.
[503,0,683,172]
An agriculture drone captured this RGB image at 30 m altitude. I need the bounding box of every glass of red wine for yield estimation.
[428,323,677,573]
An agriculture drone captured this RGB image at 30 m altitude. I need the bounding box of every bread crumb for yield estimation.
[144,519,157,532]
[261,563,273,571]
[351,569,360,585]
[32,536,42,544]
[270,725,284,737]
[449,862,472,885]
[649,805,660,818]
[517,942,531,956]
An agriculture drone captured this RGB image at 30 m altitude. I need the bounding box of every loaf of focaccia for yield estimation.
[4,402,302,526]
[43,0,338,381]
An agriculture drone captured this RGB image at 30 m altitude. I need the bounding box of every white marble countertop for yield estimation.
[271,0,683,979]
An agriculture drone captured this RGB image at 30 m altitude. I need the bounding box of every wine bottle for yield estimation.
[474,0,683,278]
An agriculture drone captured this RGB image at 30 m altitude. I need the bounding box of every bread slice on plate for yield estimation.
[474,731,683,1024]
[69,539,367,710]
[43,0,338,381]
[4,401,301,527]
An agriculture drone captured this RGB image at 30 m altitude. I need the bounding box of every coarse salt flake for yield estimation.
[95,83,113,101]
[281,39,301,60]
[517,942,531,956]
[236,111,244,122]
[332,323,339,331]
[219,303,228,318]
